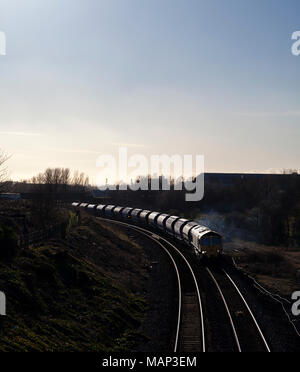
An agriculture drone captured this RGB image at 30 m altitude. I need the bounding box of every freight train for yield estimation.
[72,202,223,258]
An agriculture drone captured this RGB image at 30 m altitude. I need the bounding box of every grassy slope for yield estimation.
[0,214,148,352]
[227,240,300,296]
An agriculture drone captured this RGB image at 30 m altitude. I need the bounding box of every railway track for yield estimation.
[98,218,206,353]
[205,265,271,352]
[95,216,270,352]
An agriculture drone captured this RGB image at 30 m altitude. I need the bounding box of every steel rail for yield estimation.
[206,267,242,352]
[99,217,206,352]
[223,270,271,352]
[99,218,182,352]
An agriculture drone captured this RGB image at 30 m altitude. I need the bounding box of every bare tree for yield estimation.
[31,167,90,192]
[72,170,89,191]
[61,168,71,191]
[0,149,10,192]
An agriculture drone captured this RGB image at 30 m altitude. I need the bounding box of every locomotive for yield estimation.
[72,202,223,258]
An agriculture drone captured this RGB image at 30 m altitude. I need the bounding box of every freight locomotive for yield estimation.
[72,202,223,258]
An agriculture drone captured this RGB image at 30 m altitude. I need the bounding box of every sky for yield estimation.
[0,0,299,183]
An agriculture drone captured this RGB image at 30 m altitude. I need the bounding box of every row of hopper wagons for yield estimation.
[72,202,223,258]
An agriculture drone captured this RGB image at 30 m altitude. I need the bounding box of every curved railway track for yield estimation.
[98,217,206,353]
[205,265,271,352]
[93,215,270,352]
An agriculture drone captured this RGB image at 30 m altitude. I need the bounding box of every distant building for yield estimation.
[0,193,21,200]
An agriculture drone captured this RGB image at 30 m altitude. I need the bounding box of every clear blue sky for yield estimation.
[0,0,299,181]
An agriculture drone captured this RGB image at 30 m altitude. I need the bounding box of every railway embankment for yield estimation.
[227,239,300,297]
[0,210,165,351]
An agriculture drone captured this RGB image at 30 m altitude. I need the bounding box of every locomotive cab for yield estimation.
[191,226,223,258]
[199,232,223,258]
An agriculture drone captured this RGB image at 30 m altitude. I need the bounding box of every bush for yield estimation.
[0,224,18,260]
[245,250,284,264]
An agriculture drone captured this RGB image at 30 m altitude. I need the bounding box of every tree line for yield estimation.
[30,168,90,193]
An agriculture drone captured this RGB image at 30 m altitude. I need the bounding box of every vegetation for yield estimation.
[30,168,90,193]
[95,173,300,248]
[0,224,18,260]
[231,240,299,296]
[0,149,10,193]
[0,211,147,352]
[5,169,299,249]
